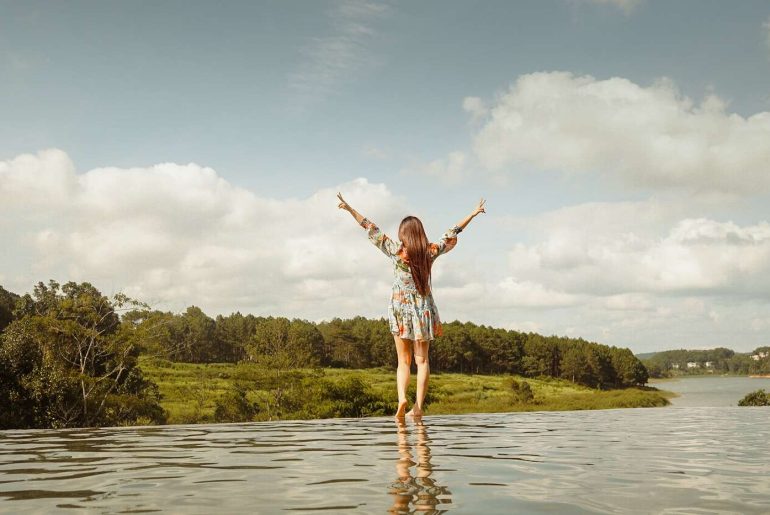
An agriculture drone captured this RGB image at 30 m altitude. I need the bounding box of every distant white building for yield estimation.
[687,362,698,369]
[704,361,714,368]
[751,351,768,361]
[671,363,680,370]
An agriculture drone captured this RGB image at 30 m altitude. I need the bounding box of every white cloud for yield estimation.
[4,149,770,352]
[495,277,581,308]
[507,204,770,298]
[465,72,770,195]
[288,0,388,110]
[0,149,407,319]
[462,96,488,122]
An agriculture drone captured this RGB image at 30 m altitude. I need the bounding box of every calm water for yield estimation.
[660,376,770,407]
[1,407,769,514]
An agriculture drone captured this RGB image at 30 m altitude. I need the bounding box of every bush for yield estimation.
[214,384,259,422]
[504,377,535,404]
[323,376,390,417]
[738,389,769,406]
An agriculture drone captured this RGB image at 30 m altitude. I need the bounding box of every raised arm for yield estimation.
[432,198,486,259]
[455,198,486,232]
[337,192,400,257]
[337,192,366,226]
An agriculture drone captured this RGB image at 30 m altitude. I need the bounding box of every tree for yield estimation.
[560,345,592,385]
[0,285,20,333]
[610,347,648,386]
[176,306,219,362]
[246,317,323,368]
[0,280,165,429]
[523,334,560,378]
[214,312,260,362]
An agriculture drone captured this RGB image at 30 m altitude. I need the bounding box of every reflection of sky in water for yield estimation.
[661,376,770,407]
[1,408,769,514]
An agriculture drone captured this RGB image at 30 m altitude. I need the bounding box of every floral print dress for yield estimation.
[360,218,460,341]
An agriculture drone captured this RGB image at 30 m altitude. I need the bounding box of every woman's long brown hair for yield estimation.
[398,216,432,296]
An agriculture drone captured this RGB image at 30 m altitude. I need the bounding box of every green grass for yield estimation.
[140,357,671,424]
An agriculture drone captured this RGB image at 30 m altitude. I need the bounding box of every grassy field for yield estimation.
[140,357,672,424]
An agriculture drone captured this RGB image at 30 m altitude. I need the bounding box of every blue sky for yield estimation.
[2,0,770,352]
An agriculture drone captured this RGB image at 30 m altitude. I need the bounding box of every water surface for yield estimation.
[659,376,770,407]
[1,408,769,514]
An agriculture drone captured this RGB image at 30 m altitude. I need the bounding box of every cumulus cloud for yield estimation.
[463,72,770,195]
[4,149,770,351]
[507,204,770,299]
[0,149,408,319]
[494,277,582,308]
[462,96,488,123]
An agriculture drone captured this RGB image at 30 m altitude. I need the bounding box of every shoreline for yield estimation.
[649,374,756,382]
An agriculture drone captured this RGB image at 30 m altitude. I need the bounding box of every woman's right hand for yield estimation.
[472,198,486,217]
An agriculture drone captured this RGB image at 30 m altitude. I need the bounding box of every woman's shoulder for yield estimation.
[395,243,408,263]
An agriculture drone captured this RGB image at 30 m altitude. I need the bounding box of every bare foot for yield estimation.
[395,400,408,419]
[405,408,423,418]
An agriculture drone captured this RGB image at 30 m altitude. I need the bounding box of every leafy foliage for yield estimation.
[504,377,534,404]
[738,389,769,406]
[0,281,165,429]
[0,285,20,333]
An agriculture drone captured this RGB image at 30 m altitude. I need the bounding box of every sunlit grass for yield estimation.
[140,357,671,424]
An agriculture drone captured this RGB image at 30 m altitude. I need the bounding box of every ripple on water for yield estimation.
[0,407,769,514]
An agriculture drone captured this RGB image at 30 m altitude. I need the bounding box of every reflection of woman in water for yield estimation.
[390,420,451,513]
[338,193,485,418]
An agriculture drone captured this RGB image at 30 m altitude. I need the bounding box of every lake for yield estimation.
[658,375,770,407]
[1,403,769,514]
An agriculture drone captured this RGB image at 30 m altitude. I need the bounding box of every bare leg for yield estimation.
[394,336,413,418]
[407,339,430,418]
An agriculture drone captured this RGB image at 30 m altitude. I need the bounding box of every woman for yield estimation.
[337,193,486,418]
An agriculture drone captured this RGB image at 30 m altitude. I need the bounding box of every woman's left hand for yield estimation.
[337,192,351,211]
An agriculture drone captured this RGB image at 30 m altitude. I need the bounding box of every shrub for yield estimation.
[504,377,535,404]
[213,384,259,422]
[738,389,769,406]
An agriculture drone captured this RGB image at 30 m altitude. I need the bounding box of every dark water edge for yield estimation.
[1,407,769,514]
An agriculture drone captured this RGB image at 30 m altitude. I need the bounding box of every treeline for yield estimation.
[0,280,649,429]
[126,306,647,388]
[642,347,770,378]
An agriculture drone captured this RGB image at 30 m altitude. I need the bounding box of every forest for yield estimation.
[0,280,654,429]
[642,347,770,378]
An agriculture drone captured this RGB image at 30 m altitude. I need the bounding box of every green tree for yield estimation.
[560,345,592,385]
[0,280,165,429]
[246,317,323,368]
[214,312,260,362]
[610,347,648,386]
[0,285,20,333]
